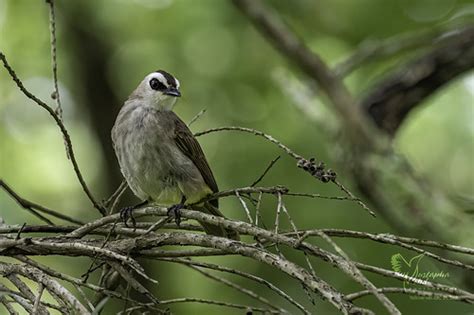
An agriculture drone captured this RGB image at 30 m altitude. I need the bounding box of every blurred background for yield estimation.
[1,0,473,314]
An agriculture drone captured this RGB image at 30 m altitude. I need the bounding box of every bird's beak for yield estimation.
[164,87,181,97]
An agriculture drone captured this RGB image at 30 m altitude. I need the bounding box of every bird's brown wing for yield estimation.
[172,112,219,207]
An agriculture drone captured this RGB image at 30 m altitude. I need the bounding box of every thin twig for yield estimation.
[355,262,473,298]
[232,0,373,145]
[32,283,45,315]
[195,126,303,159]
[188,264,286,313]
[1,180,84,225]
[143,217,172,236]
[286,229,474,271]
[196,185,289,205]
[104,180,127,211]
[141,248,230,257]
[157,257,310,314]
[108,261,159,304]
[0,263,89,313]
[15,255,152,308]
[273,192,283,256]
[334,25,472,77]
[235,191,254,224]
[72,283,94,312]
[1,181,54,226]
[0,292,20,315]
[0,283,33,314]
[316,231,401,315]
[251,155,281,187]
[345,287,474,303]
[196,127,373,216]
[0,53,105,216]
[279,197,317,278]
[332,179,375,217]
[45,0,62,118]
[15,223,27,240]
[3,238,149,281]
[284,192,356,201]
[118,298,277,314]
[255,191,263,228]
[5,274,44,314]
[188,108,207,126]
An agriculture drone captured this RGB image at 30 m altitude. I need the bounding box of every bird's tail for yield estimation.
[196,202,240,240]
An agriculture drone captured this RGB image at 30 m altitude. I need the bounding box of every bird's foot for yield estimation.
[119,206,136,228]
[167,203,184,226]
[119,200,149,228]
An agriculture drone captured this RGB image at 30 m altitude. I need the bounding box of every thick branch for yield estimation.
[363,26,474,135]
[232,0,374,146]
[4,208,472,304]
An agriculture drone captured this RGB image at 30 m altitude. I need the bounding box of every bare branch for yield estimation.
[250,155,281,187]
[6,274,49,315]
[331,179,376,217]
[363,26,474,135]
[345,287,474,303]
[1,180,84,225]
[195,126,303,159]
[195,127,373,215]
[287,229,474,271]
[316,231,401,315]
[0,288,21,315]
[355,262,473,298]
[232,0,375,146]
[118,298,276,314]
[0,53,106,215]
[188,264,286,313]
[103,180,127,212]
[335,25,473,77]
[45,0,62,117]
[3,215,360,312]
[15,255,152,307]
[32,283,45,315]
[188,108,207,126]
[157,257,310,314]
[0,263,89,313]
[288,228,474,256]
[0,283,33,314]
[107,261,159,304]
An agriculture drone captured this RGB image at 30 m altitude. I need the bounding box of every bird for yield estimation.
[111,70,239,240]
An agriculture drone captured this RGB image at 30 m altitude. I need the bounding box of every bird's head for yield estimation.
[131,70,181,110]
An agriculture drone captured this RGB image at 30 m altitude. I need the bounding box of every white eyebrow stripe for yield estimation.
[175,78,180,89]
[153,73,168,86]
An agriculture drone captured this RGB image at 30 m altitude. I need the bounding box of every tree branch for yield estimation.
[0,180,84,225]
[232,0,375,146]
[0,53,106,216]
[362,26,474,135]
[0,263,89,313]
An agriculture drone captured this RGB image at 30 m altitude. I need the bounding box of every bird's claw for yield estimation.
[120,206,136,228]
[167,204,183,226]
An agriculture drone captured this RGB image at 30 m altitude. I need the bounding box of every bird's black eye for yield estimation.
[149,78,166,91]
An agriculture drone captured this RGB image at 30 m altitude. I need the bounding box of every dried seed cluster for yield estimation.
[297,158,337,183]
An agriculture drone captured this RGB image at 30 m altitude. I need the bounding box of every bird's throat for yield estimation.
[155,94,178,111]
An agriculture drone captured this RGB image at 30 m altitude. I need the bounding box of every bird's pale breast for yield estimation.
[112,101,211,205]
